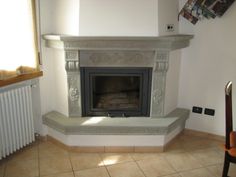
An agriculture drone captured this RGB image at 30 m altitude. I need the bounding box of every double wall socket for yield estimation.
[166,24,174,32]
[192,106,215,116]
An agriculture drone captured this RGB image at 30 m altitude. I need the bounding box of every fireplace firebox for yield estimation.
[81,67,152,117]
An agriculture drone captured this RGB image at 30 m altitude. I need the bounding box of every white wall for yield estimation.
[49,0,80,35]
[39,0,80,122]
[178,0,236,135]
[39,0,56,118]
[165,50,182,115]
[158,0,181,115]
[39,0,182,123]
[52,50,69,116]
[79,0,158,36]
[158,0,179,36]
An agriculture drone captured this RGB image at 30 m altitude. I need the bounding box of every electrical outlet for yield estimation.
[192,106,203,114]
[166,24,174,32]
[204,108,215,116]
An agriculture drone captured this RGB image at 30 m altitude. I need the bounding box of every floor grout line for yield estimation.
[68,149,76,177]
[104,165,112,177]
[161,154,178,175]
[98,153,112,177]
[2,163,6,177]
[204,166,220,177]
[37,140,40,177]
[134,160,147,177]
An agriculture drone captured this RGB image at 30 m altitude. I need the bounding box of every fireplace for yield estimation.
[43,34,193,118]
[81,67,152,117]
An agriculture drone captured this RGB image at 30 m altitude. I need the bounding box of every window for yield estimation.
[0,0,39,80]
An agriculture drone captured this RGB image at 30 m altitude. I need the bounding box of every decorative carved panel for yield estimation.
[80,51,155,67]
[65,51,79,72]
[65,50,81,117]
[150,50,169,117]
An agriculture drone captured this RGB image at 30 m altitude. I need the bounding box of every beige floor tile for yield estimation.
[206,163,236,177]
[39,142,69,159]
[8,146,38,162]
[206,164,223,177]
[179,168,215,177]
[214,146,225,158]
[165,141,185,154]
[105,146,134,153]
[182,139,220,151]
[137,156,176,177]
[70,146,104,153]
[5,159,39,177]
[100,153,133,166]
[134,146,163,153]
[41,172,74,177]
[177,135,202,142]
[188,148,223,166]
[74,167,110,177]
[39,141,57,149]
[0,134,229,177]
[165,152,202,172]
[107,162,145,177]
[130,153,163,161]
[70,153,103,171]
[161,174,181,177]
[0,163,5,177]
[39,157,72,176]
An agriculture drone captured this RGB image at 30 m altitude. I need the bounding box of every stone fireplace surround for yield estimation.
[42,34,193,151]
[43,34,193,118]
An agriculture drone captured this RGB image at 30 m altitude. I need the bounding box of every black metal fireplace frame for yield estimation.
[80,67,152,117]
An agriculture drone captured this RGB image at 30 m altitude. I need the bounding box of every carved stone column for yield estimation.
[151,50,169,117]
[65,50,81,117]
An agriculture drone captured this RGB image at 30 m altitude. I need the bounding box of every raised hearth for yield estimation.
[43,108,190,151]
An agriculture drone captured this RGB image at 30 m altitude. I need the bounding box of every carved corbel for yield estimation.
[154,61,169,73]
[153,51,169,73]
[65,50,80,72]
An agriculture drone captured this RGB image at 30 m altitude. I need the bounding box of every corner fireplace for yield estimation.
[43,34,194,117]
[81,67,152,117]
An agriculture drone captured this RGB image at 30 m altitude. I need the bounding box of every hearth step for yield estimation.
[43,108,189,135]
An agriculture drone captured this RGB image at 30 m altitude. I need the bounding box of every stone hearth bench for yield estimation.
[42,108,189,152]
[43,108,189,135]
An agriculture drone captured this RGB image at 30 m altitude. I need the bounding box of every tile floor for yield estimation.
[0,133,236,177]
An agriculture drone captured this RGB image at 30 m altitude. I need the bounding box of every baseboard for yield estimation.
[184,129,224,142]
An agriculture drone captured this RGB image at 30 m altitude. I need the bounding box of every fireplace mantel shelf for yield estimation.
[43,34,193,51]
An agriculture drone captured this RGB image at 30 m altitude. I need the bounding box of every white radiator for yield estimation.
[0,85,35,159]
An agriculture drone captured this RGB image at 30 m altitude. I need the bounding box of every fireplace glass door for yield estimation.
[81,67,152,117]
[93,75,140,110]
